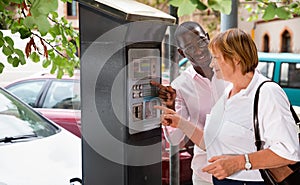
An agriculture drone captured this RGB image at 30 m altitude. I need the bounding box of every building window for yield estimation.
[281,30,291,52]
[263,34,269,52]
[67,1,77,17]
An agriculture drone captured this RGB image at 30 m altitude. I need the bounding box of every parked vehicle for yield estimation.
[257,52,300,106]
[5,70,192,185]
[5,70,81,137]
[0,87,82,185]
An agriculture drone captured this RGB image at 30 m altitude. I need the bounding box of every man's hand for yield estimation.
[150,80,176,110]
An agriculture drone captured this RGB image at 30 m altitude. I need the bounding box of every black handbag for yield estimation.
[254,81,300,185]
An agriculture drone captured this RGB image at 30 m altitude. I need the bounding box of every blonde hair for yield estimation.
[208,28,258,75]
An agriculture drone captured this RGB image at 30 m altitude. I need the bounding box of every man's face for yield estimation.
[178,30,211,68]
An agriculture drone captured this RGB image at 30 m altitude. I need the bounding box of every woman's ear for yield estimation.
[233,57,241,65]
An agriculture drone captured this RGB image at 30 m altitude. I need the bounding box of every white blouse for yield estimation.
[204,71,300,181]
[165,66,226,182]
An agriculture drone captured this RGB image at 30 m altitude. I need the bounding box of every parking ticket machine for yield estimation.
[79,0,176,184]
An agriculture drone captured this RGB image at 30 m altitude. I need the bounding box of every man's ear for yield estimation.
[205,32,210,41]
[177,48,185,58]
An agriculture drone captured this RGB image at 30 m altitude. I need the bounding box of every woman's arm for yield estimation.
[155,105,205,148]
[202,149,297,180]
[249,149,297,169]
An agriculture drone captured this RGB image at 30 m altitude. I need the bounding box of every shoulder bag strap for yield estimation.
[253,81,300,151]
[253,81,271,150]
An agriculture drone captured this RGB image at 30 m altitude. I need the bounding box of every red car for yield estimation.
[5,70,192,184]
[4,70,81,137]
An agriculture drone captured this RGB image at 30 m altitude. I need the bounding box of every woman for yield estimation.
[156,28,300,185]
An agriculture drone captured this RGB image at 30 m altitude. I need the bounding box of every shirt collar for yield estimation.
[186,65,210,81]
[239,69,260,96]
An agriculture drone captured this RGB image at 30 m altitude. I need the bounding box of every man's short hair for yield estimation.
[174,21,207,48]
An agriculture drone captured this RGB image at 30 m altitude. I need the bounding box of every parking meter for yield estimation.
[78,0,176,184]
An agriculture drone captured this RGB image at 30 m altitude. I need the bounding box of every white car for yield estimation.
[0,87,82,185]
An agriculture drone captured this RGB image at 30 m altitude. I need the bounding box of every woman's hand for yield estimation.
[202,155,244,180]
[154,105,186,129]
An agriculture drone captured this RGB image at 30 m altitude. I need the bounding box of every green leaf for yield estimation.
[19,27,32,39]
[7,55,13,64]
[49,25,61,37]
[30,52,40,63]
[208,0,232,15]
[35,15,51,36]
[276,7,292,19]
[57,68,64,79]
[42,59,51,68]
[14,48,24,58]
[61,17,68,24]
[10,0,23,3]
[262,3,276,20]
[196,1,208,11]
[2,45,13,56]
[24,16,36,29]
[50,63,57,74]
[30,0,42,17]
[19,56,26,65]
[169,0,183,7]
[4,36,14,47]
[0,38,4,48]
[12,57,20,67]
[38,0,58,15]
[65,47,73,57]
[10,22,20,34]
[0,4,4,12]
[67,67,74,77]
[53,55,65,66]
[14,48,26,65]
[0,63,4,73]
[51,11,59,19]
[177,0,198,16]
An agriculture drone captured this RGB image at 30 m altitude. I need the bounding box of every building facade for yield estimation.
[253,17,300,53]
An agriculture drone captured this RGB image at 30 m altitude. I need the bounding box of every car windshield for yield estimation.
[0,88,58,141]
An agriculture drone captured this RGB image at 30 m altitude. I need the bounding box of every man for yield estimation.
[151,21,225,185]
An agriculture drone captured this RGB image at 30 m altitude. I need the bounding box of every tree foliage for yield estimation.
[140,0,300,20]
[1,0,300,78]
[0,0,79,78]
[244,0,300,22]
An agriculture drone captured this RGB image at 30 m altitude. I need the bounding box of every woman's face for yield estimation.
[210,48,234,81]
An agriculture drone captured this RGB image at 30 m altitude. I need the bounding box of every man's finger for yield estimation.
[150,80,167,90]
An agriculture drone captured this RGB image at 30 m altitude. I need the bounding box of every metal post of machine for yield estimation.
[168,5,180,185]
[220,0,238,32]
[78,0,176,185]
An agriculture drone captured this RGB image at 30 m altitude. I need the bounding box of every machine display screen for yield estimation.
[133,58,155,79]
